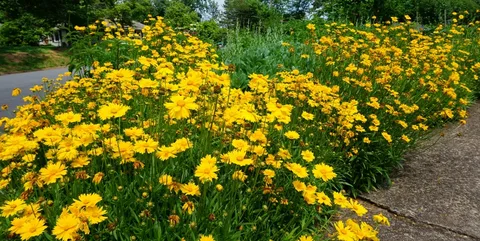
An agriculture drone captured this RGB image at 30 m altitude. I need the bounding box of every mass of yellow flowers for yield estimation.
[1,12,479,241]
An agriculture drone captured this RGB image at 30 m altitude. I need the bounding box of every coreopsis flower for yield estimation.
[182,201,195,214]
[55,111,82,125]
[312,163,337,181]
[228,150,253,166]
[181,182,201,196]
[92,172,104,184]
[39,162,67,185]
[12,88,21,96]
[284,131,300,140]
[52,213,80,241]
[263,169,275,178]
[194,158,219,183]
[316,192,332,206]
[138,78,159,88]
[0,178,9,189]
[334,221,356,241]
[306,23,315,31]
[298,235,313,241]
[285,163,308,178]
[83,206,108,224]
[97,102,130,120]
[9,217,29,235]
[17,217,47,240]
[134,139,159,154]
[74,193,102,208]
[199,234,215,241]
[301,111,314,120]
[156,146,177,161]
[381,132,392,143]
[348,199,368,217]
[301,150,315,162]
[164,95,199,119]
[292,180,306,192]
[232,170,247,182]
[333,191,349,208]
[1,199,27,217]
[171,138,193,153]
[373,213,390,226]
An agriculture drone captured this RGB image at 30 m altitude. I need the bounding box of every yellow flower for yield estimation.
[17,218,47,240]
[52,213,80,241]
[55,111,82,125]
[284,131,300,140]
[306,23,316,31]
[164,95,199,119]
[232,170,248,182]
[97,102,130,120]
[39,162,67,185]
[12,88,21,96]
[381,132,392,143]
[301,150,315,162]
[74,193,102,208]
[312,163,337,181]
[195,162,219,183]
[138,78,159,88]
[181,182,201,196]
[373,213,390,226]
[316,192,332,206]
[298,235,313,241]
[333,191,349,208]
[292,180,306,192]
[1,199,27,217]
[134,139,159,154]
[285,163,308,178]
[334,221,356,241]
[301,111,314,120]
[92,172,104,184]
[84,206,108,224]
[348,199,368,217]
[263,169,275,178]
[199,234,215,241]
[182,201,195,214]
[0,178,10,189]
[228,150,254,166]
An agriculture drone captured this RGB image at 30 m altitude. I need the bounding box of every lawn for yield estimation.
[0,46,69,75]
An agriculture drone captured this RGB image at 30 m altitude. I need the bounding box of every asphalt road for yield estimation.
[0,67,69,118]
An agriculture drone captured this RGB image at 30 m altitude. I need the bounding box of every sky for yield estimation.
[214,0,225,11]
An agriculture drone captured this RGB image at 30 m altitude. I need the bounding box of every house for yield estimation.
[39,25,68,47]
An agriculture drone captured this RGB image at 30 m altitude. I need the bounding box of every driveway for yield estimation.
[0,67,69,118]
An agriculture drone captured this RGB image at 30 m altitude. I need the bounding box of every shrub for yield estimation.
[0,14,47,46]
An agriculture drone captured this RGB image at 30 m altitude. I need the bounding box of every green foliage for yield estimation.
[223,0,283,28]
[0,14,47,46]
[165,1,201,28]
[196,20,227,43]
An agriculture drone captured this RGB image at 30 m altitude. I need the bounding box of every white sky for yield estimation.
[214,0,225,11]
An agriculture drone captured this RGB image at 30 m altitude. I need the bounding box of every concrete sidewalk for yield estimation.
[360,101,480,241]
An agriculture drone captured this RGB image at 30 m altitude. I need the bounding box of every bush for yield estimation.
[0,14,46,46]
[196,20,227,44]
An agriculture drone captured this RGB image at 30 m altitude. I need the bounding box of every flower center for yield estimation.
[177,100,186,107]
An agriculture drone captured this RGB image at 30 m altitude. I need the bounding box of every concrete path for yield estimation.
[360,101,480,241]
[0,67,69,118]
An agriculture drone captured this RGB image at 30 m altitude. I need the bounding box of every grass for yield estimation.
[0,46,69,75]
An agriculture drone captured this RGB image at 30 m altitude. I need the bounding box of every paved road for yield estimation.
[0,67,69,118]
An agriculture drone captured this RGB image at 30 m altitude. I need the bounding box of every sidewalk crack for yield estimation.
[358,196,480,240]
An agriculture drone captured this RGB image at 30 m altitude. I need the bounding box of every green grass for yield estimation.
[0,46,69,75]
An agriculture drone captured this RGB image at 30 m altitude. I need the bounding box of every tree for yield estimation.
[164,0,200,28]
[223,0,282,28]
